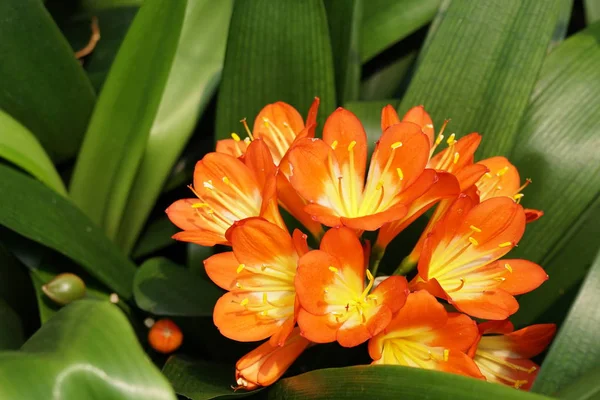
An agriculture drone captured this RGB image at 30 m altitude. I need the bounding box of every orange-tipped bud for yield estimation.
[148,319,183,354]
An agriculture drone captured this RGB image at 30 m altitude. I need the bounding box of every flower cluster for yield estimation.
[166,99,556,390]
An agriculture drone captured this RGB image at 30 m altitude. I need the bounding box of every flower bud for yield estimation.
[148,319,183,354]
[42,273,86,306]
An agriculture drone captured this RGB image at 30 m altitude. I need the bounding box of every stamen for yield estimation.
[347,140,357,151]
[435,134,444,146]
[485,172,493,178]
[203,180,215,190]
[453,152,460,164]
[240,298,249,307]
[391,141,403,149]
[262,292,268,304]
[328,266,338,273]
[240,118,254,140]
[447,278,465,292]
[443,349,449,362]
[468,237,479,246]
[231,133,241,142]
[446,133,456,146]
[222,176,230,185]
[397,168,404,180]
[497,166,509,176]
[236,264,246,274]
[470,225,482,232]
[331,140,338,149]
[504,263,513,273]
[498,242,512,248]
[191,202,210,208]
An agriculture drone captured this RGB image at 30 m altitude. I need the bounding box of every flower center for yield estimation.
[475,349,537,389]
[325,268,379,324]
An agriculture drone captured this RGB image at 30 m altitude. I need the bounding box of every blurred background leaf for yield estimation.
[216,0,336,139]
[116,0,233,254]
[532,248,600,396]
[360,52,417,101]
[0,300,176,400]
[400,0,562,158]
[0,110,67,196]
[584,0,600,24]
[0,165,135,299]
[557,366,600,400]
[69,0,187,239]
[0,0,95,163]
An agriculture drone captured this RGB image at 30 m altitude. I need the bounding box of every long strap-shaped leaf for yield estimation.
[269,365,552,399]
[532,248,600,395]
[69,0,187,239]
[116,0,233,254]
[399,0,562,158]
[0,110,67,196]
[508,22,600,324]
[215,0,336,139]
[0,0,95,163]
[0,165,135,299]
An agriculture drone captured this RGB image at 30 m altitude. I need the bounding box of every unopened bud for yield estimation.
[42,273,86,306]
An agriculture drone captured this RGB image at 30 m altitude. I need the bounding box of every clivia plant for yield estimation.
[0,0,598,399]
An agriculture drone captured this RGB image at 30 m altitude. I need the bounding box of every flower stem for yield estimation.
[369,245,385,276]
[393,255,417,276]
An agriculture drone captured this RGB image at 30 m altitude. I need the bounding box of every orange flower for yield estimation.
[368,291,483,379]
[294,227,409,347]
[411,196,548,320]
[216,98,319,165]
[216,99,323,239]
[235,327,311,390]
[166,140,284,246]
[205,218,309,346]
[286,107,432,230]
[468,320,556,390]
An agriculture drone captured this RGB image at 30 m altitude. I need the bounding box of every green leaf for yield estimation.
[269,365,551,399]
[69,0,187,239]
[0,300,176,400]
[360,51,417,101]
[0,299,24,350]
[187,244,213,277]
[399,0,562,158]
[132,216,179,260]
[0,0,95,162]
[557,366,600,400]
[548,0,573,51]
[344,100,396,154]
[584,0,600,24]
[163,356,251,400]
[80,0,143,10]
[324,0,362,103]
[531,249,600,395]
[116,0,233,254]
[508,22,600,318]
[216,0,336,140]
[0,110,67,196]
[360,0,440,62]
[134,257,221,316]
[0,164,135,299]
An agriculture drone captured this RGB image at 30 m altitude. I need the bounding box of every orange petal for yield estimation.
[322,108,368,186]
[453,289,519,320]
[275,171,323,237]
[524,208,544,223]
[409,276,449,300]
[269,315,296,347]
[287,137,335,204]
[259,175,286,230]
[319,227,365,280]
[381,104,401,132]
[244,139,276,189]
[476,156,520,200]
[228,218,295,268]
[372,122,430,190]
[372,275,409,314]
[253,102,305,163]
[337,305,392,347]
[430,133,481,172]
[401,105,434,145]
[292,229,310,257]
[477,356,539,390]
[213,292,281,341]
[172,230,228,246]
[383,290,448,334]
[304,203,342,227]
[295,250,342,315]
[304,97,320,138]
[340,203,408,231]
[478,320,515,335]
[439,350,485,379]
[216,138,248,158]
[497,259,548,295]
[455,164,489,191]
[482,324,556,359]
[428,313,479,352]
[203,251,239,290]
[166,198,208,231]
[297,308,338,343]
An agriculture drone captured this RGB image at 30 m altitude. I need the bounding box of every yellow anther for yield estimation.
[514,380,528,389]
[191,202,210,208]
[235,281,243,289]
[468,237,479,246]
[453,152,460,164]
[470,225,482,232]
[236,264,246,274]
[262,292,268,304]
[513,193,525,201]
[366,269,374,281]
[328,266,338,273]
[240,298,249,307]
[397,168,404,180]
[504,263,513,273]
[498,242,512,248]
[435,134,444,145]
[425,124,434,129]
[484,172,493,178]
[222,176,230,185]
[391,141,403,149]
[443,349,449,362]
[446,133,456,145]
[376,180,384,190]
[203,180,215,190]
[528,366,537,373]
[347,140,357,151]
[331,140,338,149]
[366,294,378,301]
[231,133,241,142]
[497,166,509,176]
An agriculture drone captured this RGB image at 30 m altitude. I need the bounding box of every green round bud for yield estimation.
[42,273,86,306]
